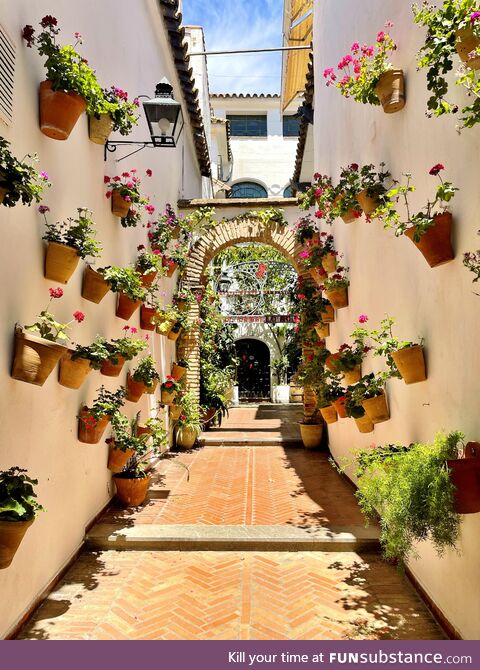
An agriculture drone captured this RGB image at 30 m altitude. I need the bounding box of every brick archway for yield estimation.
[178,215,303,398]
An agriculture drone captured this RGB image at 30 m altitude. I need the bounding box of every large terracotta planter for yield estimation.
[455,27,480,70]
[107,441,135,474]
[11,329,67,386]
[0,186,9,205]
[357,190,380,217]
[321,252,337,274]
[82,265,110,304]
[161,389,177,405]
[343,366,362,386]
[114,474,150,507]
[314,322,330,339]
[116,293,143,320]
[140,306,157,331]
[172,363,187,381]
[101,356,125,377]
[355,414,375,434]
[362,393,390,424]
[39,80,86,140]
[320,405,338,425]
[325,287,348,310]
[111,190,131,218]
[299,423,323,449]
[58,349,92,389]
[88,113,113,145]
[321,304,335,323]
[45,242,80,284]
[77,409,110,444]
[126,373,158,402]
[332,397,348,419]
[0,519,34,569]
[374,69,405,114]
[391,345,427,384]
[447,442,480,514]
[405,213,454,268]
[176,426,199,450]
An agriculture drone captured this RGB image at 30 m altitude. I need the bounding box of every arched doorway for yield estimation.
[235,339,271,402]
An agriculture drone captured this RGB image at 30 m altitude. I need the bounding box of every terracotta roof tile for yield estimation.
[292,54,314,188]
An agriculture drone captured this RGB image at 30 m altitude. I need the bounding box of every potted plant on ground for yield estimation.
[323,23,405,113]
[351,372,391,424]
[22,17,104,140]
[161,375,182,405]
[105,170,154,227]
[271,356,290,404]
[59,336,110,389]
[330,164,363,223]
[0,138,50,207]
[0,468,44,569]
[12,288,85,386]
[378,165,458,267]
[101,266,147,319]
[355,163,391,218]
[135,245,165,287]
[172,358,189,381]
[320,267,350,309]
[174,391,203,450]
[298,405,324,449]
[101,327,148,377]
[41,206,102,284]
[126,356,161,402]
[78,386,126,444]
[88,85,140,145]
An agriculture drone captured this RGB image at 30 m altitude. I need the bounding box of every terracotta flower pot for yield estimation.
[343,366,362,386]
[0,186,9,205]
[176,299,189,312]
[325,287,348,310]
[161,389,177,405]
[11,329,67,386]
[309,267,325,287]
[202,407,216,429]
[45,242,80,284]
[176,426,199,450]
[126,373,158,402]
[171,363,187,381]
[326,353,341,372]
[321,304,335,323]
[167,327,182,342]
[332,397,348,419]
[107,442,135,474]
[355,414,375,434]
[357,189,380,217]
[170,405,182,421]
[138,270,157,288]
[321,252,337,274]
[163,258,178,277]
[136,425,152,437]
[116,293,143,320]
[140,306,157,331]
[405,213,454,268]
[0,518,34,569]
[114,474,150,507]
[58,349,92,389]
[314,322,330,339]
[299,423,323,449]
[341,208,358,224]
[39,80,86,140]
[320,405,338,425]
[82,265,110,304]
[455,27,480,70]
[362,393,390,424]
[374,69,405,114]
[447,442,480,514]
[391,345,427,384]
[77,409,110,444]
[111,190,131,218]
[101,356,125,377]
[88,113,114,145]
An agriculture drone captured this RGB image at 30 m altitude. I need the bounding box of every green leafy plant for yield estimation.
[297,173,336,223]
[292,215,318,244]
[272,356,289,385]
[175,390,203,435]
[71,336,110,369]
[107,328,148,362]
[82,386,127,422]
[91,86,140,135]
[105,170,153,228]
[130,356,160,389]
[463,231,480,284]
[319,266,350,292]
[350,372,391,406]
[329,164,363,219]
[101,266,146,301]
[161,375,182,394]
[0,468,45,521]
[0,138,50,207]
[41,206,102,259]
[298,233,337,269]
[24,287,85,342]
[327,328,370,374]
[357,163,391,209]
[135,245,165,276]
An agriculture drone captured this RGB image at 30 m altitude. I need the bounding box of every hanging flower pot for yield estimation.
[106,440,135,474]
[111,190,131,218]
[45,242,80,284]
[391,345,427,384]
[136,425,152,437]
[447,442,480,514]
[170,405,182,421]
[0,186,9,205]
[321,304,335,323]
[356,190,380,217]
[114,474,150,506]
[176,299,189,313]
[332,397,348,419]
[138,270,157,288]
[167,324,182,341]
[405,213,454,268]
[343,366,362,386]
[11,329,67,386]
[374,69,405,114]
[362,393,390,424]
[0,518,34,569]
[140,306,157,331]
[163,258,178,277]
[326,353,341,372]
[172,363,188,381]
[325,287,348,309]
[116,293,143,320]
[126,373,158,403]
[355,414,375,434]
[321,252,338,274]
[314,322,330,339]
[77,408,110,444]
[82,265,110,304]
[58,349,92,389]
[39,80,87,141]
[88,114,114,145]
[101,356,125,377]
[320,405,338,425]
[309,267,325,287]
[176,426,200,450]
[298,423,323,449]
[455,27,480,70]
[341,208,358,224]
[161,389,177,405]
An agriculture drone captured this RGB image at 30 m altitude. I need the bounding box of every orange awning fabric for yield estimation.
[282,0,313,111]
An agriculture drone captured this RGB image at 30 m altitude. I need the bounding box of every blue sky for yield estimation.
[182,0,283,95]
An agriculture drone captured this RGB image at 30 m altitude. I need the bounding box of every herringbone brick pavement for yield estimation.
[17,551,444,640]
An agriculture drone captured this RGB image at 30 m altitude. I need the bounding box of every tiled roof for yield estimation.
[291,54,314,188]
[158,0,211,177]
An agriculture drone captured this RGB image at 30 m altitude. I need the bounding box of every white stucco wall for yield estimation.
[0,0,204,638]
[313,0,480,640]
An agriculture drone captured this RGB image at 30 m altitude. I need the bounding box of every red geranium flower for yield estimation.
[429,164,445,176]
[73,311,85,323]
[49,287,64,299]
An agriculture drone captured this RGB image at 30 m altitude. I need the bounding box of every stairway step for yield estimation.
[85,523,381,553]
[198,437,303,447]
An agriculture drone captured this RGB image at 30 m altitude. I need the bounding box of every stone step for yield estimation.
[85,523,381,553]
[198,436,304,447]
